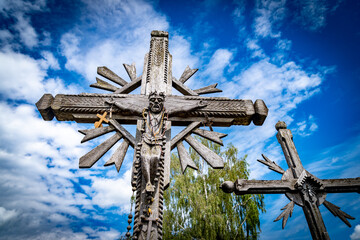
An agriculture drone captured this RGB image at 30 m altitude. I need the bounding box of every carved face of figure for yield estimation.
[148,93,164,113]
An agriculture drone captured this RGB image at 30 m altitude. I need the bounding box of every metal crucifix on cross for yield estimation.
[36,30,268,240]
[221,121,360,240]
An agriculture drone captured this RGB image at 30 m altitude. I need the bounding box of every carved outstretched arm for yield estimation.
[167,100,207,116]
[105,99,143,115]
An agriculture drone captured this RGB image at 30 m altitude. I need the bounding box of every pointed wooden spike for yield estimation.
[179,66,198,83]
[184,135,224,169]
[79,132,122,168]
[90,77,119,92]
[114,76,142,94]
[172,77,199,96]
[274,201,294,229]
[109,119,136,147]
[170,122,201,150]
[123,63,137,81]
[323,200,355,227]
[177,142,198,174]
[192,128,227,146]
[104,139,130,172]
[97,66,128,86]
[257,154,285,174]
[78,126,115,143]
[194,83,222,95]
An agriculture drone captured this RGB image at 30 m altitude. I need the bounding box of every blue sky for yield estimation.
[0,0,359,239]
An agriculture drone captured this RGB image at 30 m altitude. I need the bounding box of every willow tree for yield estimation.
[163,140,265,239]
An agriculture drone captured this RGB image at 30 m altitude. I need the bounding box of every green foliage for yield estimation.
[163,139,265,240]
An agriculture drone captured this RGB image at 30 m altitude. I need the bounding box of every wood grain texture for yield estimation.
[194,83,222,95]
[192,128,227,146]
[97,66,128,86]
[109,119,135,147]
[48,93,260,126]
[79,132,122,168]
[170,122,201,150]
[178,66,198,84]
[123,63,137,81]
[114,76,142,94]
[184,135,224,169]
[172,77,198,96]
[78,125,115,143]
[177,141,198,173]
[90,77,119,92]
[104,139,130,172]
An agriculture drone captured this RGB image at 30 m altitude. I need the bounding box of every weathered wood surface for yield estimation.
[123,63,136,81]
[37,93,267,126]
[170,121,201,150]
[194,83,222,95]
[184,135,224,169]
[97,66,128,86]
[79,132,122,168]
[177,141,198,173]
[78,125,115,143]
[192,128,227,146]
[104,139,130,172]
[172,77,198,96]
[109,119,135,147]
[91,77,119,92]
[179,66,198,84]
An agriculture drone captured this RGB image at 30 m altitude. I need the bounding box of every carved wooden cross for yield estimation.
[221,121,360,240]
[36,30,268,240]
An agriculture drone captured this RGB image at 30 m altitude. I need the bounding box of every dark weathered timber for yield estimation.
[114,76,142,94]
[36,94,55,121]
[179,66,198,84]
[42,93,263,126]
[79,132,122,168]
[97,66,128,86]
[90,77,119,92]
[221,121,360,240]
[123,63,136,81]
[194,83,222,95]
[172,77,198,96]
[192,128,227,146]
[257,154,285,174]
[170,121,201,150]
[177,141,198,173]
[104,139,130,172]
[79,125,115,143]
[109,119,135,147]
[184,135,224,169]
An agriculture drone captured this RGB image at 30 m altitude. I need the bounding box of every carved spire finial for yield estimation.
[275,121,287,131]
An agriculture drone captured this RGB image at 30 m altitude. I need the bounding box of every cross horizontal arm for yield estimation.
[221,179,296,195]
[36,93,268,126]
[322,178,360,193]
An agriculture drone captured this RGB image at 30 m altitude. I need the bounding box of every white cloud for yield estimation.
[253,0,286,38]
[91,169,132,212]
[39,51,60,70]
[351,224,360,240]
[13,13,38,48]
[60,0,169,83]
[0,207,18,226]
[294,114,318,137]
[0,50,79,103]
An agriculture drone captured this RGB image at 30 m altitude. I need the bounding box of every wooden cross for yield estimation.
[94,112,109,128]
[221,121,360,240]
[36,31,268,240]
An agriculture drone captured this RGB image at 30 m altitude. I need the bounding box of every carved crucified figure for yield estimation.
[106,91,207,192]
